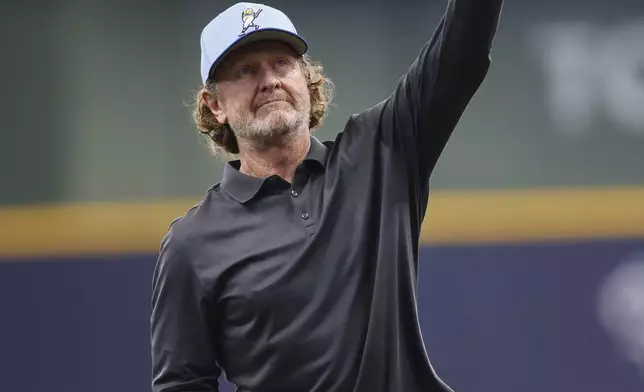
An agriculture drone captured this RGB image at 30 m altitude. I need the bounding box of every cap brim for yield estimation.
[207,29,308,82]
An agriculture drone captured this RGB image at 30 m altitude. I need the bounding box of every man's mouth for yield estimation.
[257,100,290,110]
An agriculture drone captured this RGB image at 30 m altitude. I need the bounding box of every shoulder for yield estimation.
[325,98,392,153]
[162,184,225,252]
[335,96,394,148]
[154,185,226,280]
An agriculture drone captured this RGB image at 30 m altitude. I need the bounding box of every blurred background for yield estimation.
[1,0,644,391]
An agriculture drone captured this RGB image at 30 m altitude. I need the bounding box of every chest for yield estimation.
[203,179,376,328]
[199,158,412,333]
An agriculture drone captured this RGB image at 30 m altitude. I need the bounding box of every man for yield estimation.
[151,1,503,391]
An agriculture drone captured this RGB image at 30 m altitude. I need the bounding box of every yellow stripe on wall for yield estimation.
[421,186,644,244]
[0,200,193,259]
[0,186,643,259]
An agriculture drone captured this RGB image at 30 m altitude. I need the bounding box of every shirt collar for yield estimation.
[221,136,328,204]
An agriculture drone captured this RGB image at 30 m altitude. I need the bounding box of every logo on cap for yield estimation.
[239,8,262,37]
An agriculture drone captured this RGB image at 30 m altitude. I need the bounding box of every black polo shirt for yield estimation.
[151,1,503,391]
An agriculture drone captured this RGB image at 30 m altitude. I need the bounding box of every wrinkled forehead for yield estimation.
[212,40,299,79]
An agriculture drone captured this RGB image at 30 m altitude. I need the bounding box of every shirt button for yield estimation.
[291,189,298,197]
[301,212,309,220]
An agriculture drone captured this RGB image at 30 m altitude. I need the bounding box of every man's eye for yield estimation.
[278,59,288,66]
[237,65,253,76]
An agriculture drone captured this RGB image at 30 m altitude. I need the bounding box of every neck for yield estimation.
[237,130,311,183]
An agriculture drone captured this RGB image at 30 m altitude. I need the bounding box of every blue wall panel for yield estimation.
[2,240,643,392]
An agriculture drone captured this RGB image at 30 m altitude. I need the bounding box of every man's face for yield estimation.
[208,41,311,142]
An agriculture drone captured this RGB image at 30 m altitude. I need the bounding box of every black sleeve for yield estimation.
[150,230,221,392]
[379,0,504,181]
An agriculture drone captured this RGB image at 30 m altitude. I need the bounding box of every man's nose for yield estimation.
[257,64,281,92]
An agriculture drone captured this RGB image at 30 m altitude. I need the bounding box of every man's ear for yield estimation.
[202,90,227,125]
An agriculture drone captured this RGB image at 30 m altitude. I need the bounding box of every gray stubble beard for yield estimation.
[230,102,310,146]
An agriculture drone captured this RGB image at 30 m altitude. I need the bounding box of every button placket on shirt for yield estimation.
[292,186,309,222]
[291,167,314,229]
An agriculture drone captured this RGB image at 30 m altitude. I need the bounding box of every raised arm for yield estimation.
[379,0,504,181]
[150,231,221,392]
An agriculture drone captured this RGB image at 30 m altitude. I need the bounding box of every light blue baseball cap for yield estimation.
[200,2,308,84]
